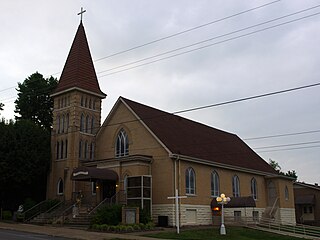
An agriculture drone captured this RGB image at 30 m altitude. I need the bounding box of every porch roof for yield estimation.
[295,194,315,205]
[211,196,256,208]
[71,166,118,181]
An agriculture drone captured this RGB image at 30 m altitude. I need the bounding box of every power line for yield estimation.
[257,145,320,153]
[99,11,320,77]
[244,129,320,141]
[94,0,281,62]
[173,82,320,114]
[97,4,320,75]
[254,140,320,149]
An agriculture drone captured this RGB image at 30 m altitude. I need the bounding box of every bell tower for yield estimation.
[47,20,106,201]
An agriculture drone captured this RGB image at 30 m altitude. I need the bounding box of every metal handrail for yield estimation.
[88,196,111,215]
[22,200,46,216]
[269,197,279,218]
[23,199,60,222]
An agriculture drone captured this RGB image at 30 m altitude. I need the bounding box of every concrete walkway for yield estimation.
[0,222,170,240]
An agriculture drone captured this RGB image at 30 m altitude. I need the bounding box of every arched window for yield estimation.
[62,115,65,133]
[86,115,90,133]
[232,175,240,197]
[56,115,60,134]
[90,142,94,160]
[251,178,258,200]
[89,99,92,109]
[66,113,69,133]
[80,114,85,132]
[116,129,129,157]
[57,178,64,195]
[57,99,60,109]
[60,140,64,159]
[85,98,88,108]
[84,141,88,159]
[211,170,220,197]
[285,186,289,200]
[80,96,84,106]
[91,117,95,134]
[186,167,196,194]
[56,141,60,159]
[65,139,68,158]
[93,100,96,110]
[79,140,83,158]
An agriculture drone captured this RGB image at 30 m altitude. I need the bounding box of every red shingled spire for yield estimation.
[54,22,106,97]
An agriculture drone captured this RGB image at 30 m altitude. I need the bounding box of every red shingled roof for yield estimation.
[54,22,106,97]
[122,97,277,175]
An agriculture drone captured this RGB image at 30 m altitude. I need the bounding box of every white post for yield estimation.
[175,189,180,234]
[167,189,187,234]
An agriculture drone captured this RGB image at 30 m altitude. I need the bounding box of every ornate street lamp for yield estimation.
[216,193,231,235]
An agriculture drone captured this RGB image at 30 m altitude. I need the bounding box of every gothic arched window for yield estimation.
[211,170,220,197]
[186,167,196,195]
[232,175,240,197]
[80,114,85,132]
[115,129,129,157]
[251,178,258,200]
[285,186,289,200]
[57,178,64,195]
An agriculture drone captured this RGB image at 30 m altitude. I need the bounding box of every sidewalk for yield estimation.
[0,222,170,240]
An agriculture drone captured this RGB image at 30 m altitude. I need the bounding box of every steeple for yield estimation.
[53,22,106,98]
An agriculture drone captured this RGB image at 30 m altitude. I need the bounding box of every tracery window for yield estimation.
[115,129,129,157]
[186,167,196,195]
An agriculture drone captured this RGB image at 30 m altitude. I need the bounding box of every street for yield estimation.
[0,229,73,240]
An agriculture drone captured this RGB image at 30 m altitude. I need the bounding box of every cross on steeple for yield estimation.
[77,7,86,22]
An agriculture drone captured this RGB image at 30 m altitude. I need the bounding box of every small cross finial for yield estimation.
[78,7,86,22]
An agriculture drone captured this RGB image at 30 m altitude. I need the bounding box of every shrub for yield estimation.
[91,204,122,226]
[139,208,151,224]
[2,210,12,220]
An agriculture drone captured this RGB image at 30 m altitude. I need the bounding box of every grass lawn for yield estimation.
[144,226,304,240]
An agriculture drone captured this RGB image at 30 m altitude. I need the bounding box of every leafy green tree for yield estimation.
[269,159,282,173]
[285,170,298,181]
[15,72,57,131]
[269,159,298,180]
[0,119,50,210]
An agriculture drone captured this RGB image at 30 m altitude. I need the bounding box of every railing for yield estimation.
[269,197,279,218]
[51,201,75,224]
[88,190,127,216]
[23,199,61,222]
[222,215,320,239]
[257,217,320,239]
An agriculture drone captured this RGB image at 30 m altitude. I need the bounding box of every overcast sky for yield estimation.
[1,0,319,184]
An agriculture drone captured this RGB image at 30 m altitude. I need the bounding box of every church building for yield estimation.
[47,20,296,226]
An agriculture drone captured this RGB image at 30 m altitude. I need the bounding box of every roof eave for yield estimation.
[170,153,279,177]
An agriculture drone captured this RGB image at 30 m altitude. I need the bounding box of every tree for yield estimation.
[268,159,282,173]
[285,170,298,181]
[0,119,50,210]
[15,72,58,131]
[0,102,4,111]
[268,159,298,180]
